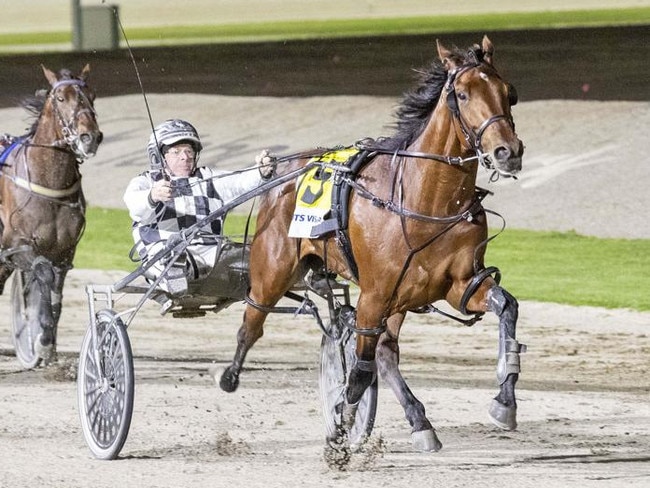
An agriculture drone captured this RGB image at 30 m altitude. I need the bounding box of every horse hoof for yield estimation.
[218,368,240,393]
[411,429,442,452]
[35,333,55,366]
[488,399,517,430]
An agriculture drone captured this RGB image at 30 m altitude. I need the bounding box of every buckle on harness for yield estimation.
[461,209,474,222]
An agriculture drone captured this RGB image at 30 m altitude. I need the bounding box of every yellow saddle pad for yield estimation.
[288,147,358,238]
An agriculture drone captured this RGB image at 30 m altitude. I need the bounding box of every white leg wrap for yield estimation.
[497,337,526,384]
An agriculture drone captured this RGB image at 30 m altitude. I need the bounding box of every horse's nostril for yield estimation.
[80,133,91,144]
[494,145,511,162]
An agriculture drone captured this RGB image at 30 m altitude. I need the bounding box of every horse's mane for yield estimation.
[376,45,479,150]
[21,68,77,136]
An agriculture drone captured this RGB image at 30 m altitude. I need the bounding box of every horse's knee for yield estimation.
[487,285,518,319]
[488,286,525,385]
[32,256,55,284]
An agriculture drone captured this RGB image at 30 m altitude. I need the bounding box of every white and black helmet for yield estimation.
[147,119,203,172]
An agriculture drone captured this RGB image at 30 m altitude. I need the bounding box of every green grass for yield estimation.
[75,208,134,271]
[75,208,258,271]
[76,209,650,311]
[485,229,650,311]
[1,8,649,50]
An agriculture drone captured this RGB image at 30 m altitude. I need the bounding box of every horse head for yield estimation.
[437,36,523,177]
[41,64,103,160]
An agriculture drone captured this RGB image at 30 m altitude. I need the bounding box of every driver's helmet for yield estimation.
[147,119,203,173]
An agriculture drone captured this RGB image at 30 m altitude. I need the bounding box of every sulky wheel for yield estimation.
[11,271,42,369]
[320,327,378,449]
[77,309,134,460]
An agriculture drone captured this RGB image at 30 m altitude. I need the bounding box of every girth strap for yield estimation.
[9,175,81,199]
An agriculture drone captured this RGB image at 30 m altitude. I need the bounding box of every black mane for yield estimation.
[21,93,46,136]
[377,45,481,150]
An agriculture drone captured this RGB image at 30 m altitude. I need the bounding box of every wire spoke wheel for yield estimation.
[320,328,377,449]
[11,271,42,369]
[77,309,134,460]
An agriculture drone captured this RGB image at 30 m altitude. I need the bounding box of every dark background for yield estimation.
[0,25,647,108]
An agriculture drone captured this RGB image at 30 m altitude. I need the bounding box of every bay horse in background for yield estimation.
[220,36,524,451]
[0,65,102,368]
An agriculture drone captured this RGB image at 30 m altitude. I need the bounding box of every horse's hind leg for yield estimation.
[376,312,443,452]
[219,304,271,392]
[218,252,301,393]
[486,285,523,430]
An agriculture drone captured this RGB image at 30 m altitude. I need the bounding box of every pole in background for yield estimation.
[71,0,82,51]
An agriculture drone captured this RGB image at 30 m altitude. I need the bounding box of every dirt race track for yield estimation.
[0,271,649,488]
[1,23,650,488]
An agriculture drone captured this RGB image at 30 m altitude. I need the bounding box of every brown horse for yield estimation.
[220,36,524,450]
[0,65,102,367]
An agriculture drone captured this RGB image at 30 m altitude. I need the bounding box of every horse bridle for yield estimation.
[356,58,518,171]
[46,78,99,160]
[444,60,518,170]
[6,78,98,203]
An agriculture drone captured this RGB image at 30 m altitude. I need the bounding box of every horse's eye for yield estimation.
[457,92,467,101]
[57,96,65,102]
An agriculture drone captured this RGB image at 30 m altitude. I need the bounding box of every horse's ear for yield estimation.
[41,65,58,87]
[482,35,494,65]
[80,63,91,81]
[436,39,456,71]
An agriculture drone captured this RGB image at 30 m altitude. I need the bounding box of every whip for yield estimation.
[110,5,167,180]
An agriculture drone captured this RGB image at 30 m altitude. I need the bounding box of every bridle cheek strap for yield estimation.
[49,79,97,159]
[445,63,515,169]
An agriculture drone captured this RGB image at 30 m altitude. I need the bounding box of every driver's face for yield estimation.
[164,143,196,177]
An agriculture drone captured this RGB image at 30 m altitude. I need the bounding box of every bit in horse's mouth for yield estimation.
[496,165,521,179]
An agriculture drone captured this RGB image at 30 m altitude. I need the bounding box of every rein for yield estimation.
[343,173,487,225]
[355,139,479,167]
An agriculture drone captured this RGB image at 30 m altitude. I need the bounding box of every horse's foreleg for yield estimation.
[377,313,442,452]
[51,268,67,324]
[345,331,380,405]
[32,257,57,364]
[487,285,523,430]
[219,306,268,393]
[47,267,68,360]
